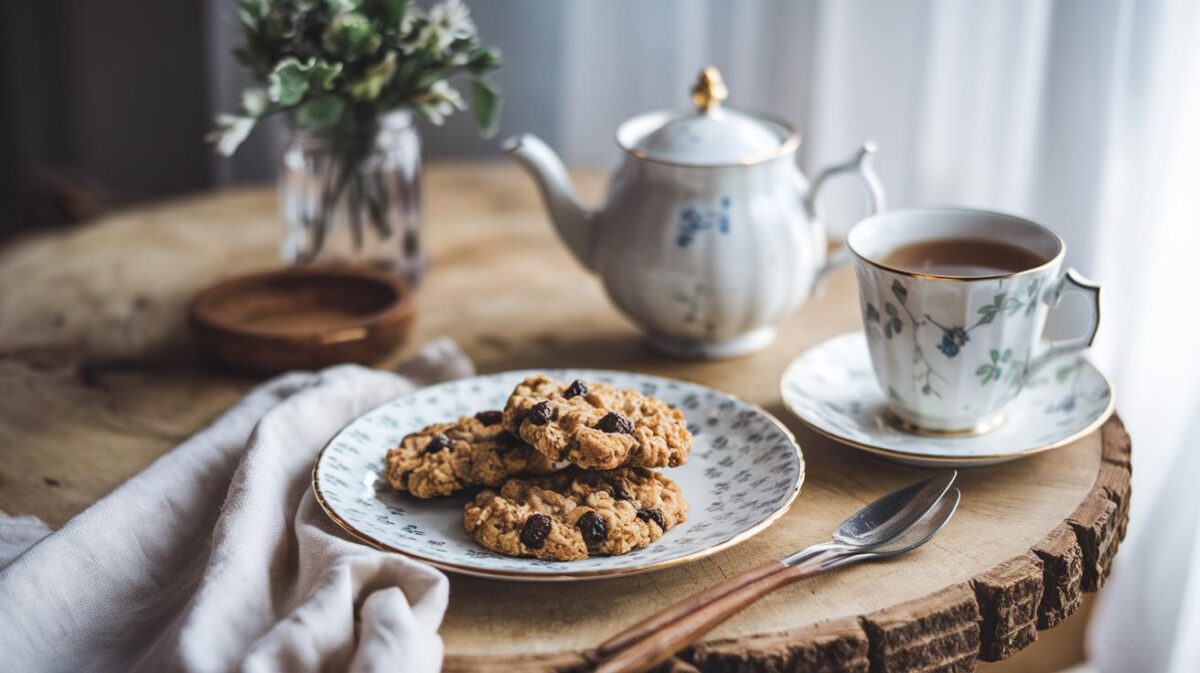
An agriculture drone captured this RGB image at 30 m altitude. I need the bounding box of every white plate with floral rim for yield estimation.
[313,369,804,581]
[780,332,1114,467]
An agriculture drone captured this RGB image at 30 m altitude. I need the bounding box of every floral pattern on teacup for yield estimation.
[854,261,1060,430]
[861,277,1046,399]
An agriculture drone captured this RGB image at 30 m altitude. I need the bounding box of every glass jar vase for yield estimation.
[278,110,424,283]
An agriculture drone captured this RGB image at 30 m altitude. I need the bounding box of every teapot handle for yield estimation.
[806,142,886,294]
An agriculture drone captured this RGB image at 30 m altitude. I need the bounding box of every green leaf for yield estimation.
[267,57,342,107]
[466,47,502,73]
[977,311,995,326]
[268,58,311,106]
[1000,349,1013,362]
[296,95,346,128]
[350,52,397,100]
[414,66,453,91]
[261,10,299,43]
[308,59,343,90]
[235,0,267,28]
[209,114,256,156]
[323,12,381,60]
[891,279,908,304]
[884,302,897,318]
[369,0,407,26]
[990,349,1000,363]
[976,365,991,376]
[470,78,501,138]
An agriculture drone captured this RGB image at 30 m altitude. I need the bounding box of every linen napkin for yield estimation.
[0,338,474,673]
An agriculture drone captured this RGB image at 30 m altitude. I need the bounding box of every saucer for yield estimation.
[780,332,1114,467]
[313,369,804,581]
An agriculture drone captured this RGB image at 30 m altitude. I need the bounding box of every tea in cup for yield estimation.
[846,207,1101,435]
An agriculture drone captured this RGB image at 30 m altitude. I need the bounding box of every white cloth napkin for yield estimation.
[0,338,474,673]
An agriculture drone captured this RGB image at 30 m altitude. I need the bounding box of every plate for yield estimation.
[313,369,805,580]
[780,332,1114,467]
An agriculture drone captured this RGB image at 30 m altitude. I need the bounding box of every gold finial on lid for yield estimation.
[691,66,728,113]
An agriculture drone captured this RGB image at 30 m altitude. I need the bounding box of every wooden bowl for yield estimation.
[189,267,416,375]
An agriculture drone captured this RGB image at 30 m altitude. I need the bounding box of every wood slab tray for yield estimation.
[441,416,1129,673]
[0,167,1130,673]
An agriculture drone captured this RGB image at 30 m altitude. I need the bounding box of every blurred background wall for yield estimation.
[0,0,1153,270]
[0,1,211,233]
[0,0,1148,256]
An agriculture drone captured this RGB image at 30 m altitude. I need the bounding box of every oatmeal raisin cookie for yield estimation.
[463,466,688,561]
[502,375,691,470]
[384,411,555,498]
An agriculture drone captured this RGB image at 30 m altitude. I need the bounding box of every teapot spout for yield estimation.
[502,133,597,271]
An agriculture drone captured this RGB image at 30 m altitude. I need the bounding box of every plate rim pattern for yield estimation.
[313,368,806,581]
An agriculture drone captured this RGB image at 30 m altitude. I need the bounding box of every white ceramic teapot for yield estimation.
[504,67,886,359]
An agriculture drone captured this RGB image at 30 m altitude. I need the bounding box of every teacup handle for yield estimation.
[807,142,886,294]
[1027,268,1102,377]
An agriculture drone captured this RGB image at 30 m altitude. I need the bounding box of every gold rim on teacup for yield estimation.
[846,206,1066,282]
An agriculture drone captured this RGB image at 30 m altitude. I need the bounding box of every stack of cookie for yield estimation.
[384,374,693,561]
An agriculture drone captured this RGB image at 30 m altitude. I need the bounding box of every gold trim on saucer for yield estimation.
[311,370,806,582]
[883,409,1007,438]
[778,343,1117,465]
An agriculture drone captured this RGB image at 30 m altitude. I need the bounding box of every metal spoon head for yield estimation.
[842,487,960,564]
[832,471,957,547]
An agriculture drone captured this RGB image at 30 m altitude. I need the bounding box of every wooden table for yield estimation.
[0,164,1129,672]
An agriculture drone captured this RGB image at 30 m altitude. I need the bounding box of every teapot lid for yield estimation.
[618,67,799,166]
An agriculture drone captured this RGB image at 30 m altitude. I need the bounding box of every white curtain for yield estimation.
[553,1,1198,670]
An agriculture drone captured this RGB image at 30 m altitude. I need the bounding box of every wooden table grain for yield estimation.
[0,163,1129,672]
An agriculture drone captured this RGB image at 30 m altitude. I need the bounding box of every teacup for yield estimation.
[846,207,1101,435]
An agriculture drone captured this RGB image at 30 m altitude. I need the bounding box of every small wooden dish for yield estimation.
[189,267,416,374]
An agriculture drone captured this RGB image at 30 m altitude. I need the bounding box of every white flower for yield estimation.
[416,80,466,125]
[399,3,422,35]
[209,114,255,157]
[418,0,476,53]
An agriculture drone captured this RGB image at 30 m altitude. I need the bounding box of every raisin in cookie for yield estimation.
[502,375,692,470]
[463,467,688,561]
[384,411,555,498]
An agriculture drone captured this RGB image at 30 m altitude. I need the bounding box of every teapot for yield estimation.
[503,67,885,359]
